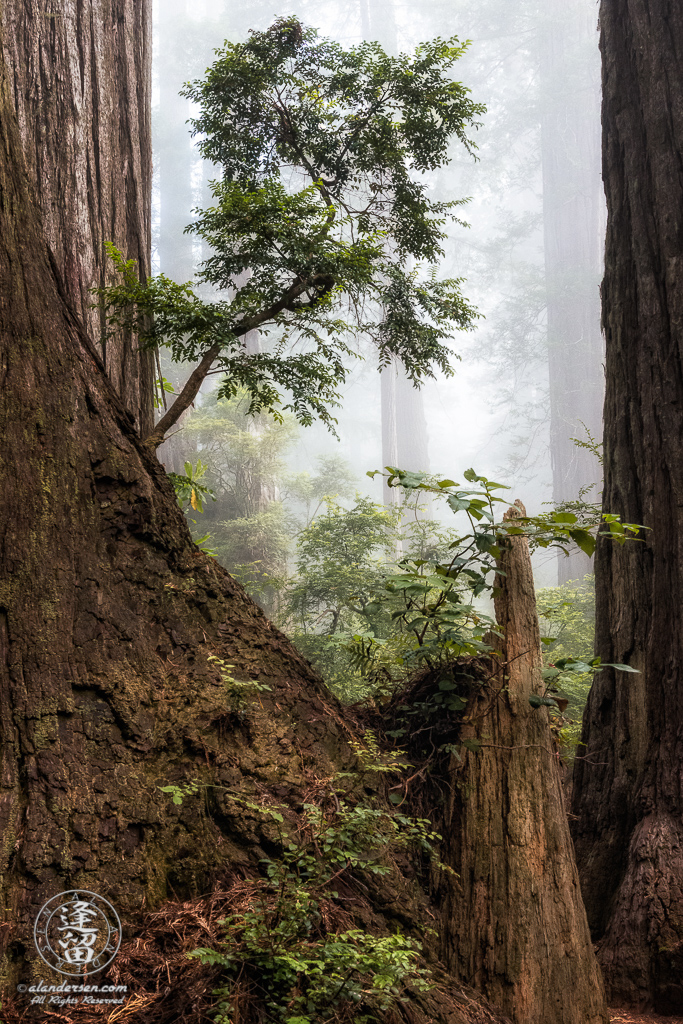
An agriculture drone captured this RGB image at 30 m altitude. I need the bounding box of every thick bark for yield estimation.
[539,0,605,584]
[2,0,155,436]
[570,0,683,1012]
[438,504,608,1024]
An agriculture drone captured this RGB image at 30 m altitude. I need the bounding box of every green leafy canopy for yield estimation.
[97,18,484,438]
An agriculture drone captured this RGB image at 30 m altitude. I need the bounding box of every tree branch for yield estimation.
[144,273,330,447]
[146,341,222,447]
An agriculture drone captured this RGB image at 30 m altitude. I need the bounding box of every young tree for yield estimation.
[2,0,155,435]
[100,19,483,448]
[571,0,683,1011]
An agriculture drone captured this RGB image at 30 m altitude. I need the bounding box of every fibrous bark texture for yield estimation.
[571,0,683,1011]
[539,0,605,583]
[1,0,155,435]
[439,505,608,1024]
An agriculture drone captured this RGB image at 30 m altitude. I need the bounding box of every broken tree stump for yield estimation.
[438,502,608,1024]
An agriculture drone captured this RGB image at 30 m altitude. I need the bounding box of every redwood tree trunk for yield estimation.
[539,0,604,584]
[437,504,608,1024]
[2,0,155,435]
[570,0,683,1012]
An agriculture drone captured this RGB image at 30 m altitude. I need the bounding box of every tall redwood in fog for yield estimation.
[539,0,604,584]
[571,0,683,1011]
[2,0,154,434]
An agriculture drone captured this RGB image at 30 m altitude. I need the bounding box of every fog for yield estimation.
[152,0,603,591]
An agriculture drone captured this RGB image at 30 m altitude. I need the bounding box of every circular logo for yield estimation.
[34,890,121,976]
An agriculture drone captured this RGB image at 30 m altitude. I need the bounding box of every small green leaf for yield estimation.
[447,495,471,513]
[568,528,596,557]
[529,694,559,709]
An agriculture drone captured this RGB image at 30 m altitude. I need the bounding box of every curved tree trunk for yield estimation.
[438,504,608,1024]
[570,0,683,1012]
[2,0,155,435]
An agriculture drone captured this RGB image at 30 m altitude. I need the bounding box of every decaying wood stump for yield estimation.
[438,503,608,1024]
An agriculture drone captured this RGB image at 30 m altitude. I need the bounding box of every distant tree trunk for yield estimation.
[156,0,195,295]
[437,503,608,1024]
[570,0,683,1012]
[539,0,604,584]
[364,0,432,495]
[1,0,155,436]
[381,357,400,505]
[155,0,200,473]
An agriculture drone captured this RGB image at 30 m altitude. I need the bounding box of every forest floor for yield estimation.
[609,1012,683,1023]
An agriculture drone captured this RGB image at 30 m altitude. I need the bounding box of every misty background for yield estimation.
[151,0,604,595]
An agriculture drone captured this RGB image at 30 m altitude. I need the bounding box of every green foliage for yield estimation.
[96,21,485,436]
[286,497,401,632]
[537,575,596,720]
[178,740,438,1024]
[336,730,413,782]
[284,455,357,528]
[158,779,203,807]
[281,497,403,700]
[280,493,471,700]
[280,468,643,704]
[168,459,215,515]
[570,421,604,466]
[536,576,638,747]
[207,654,272,713]
[168,459,217,553]
[153,375,176,410]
